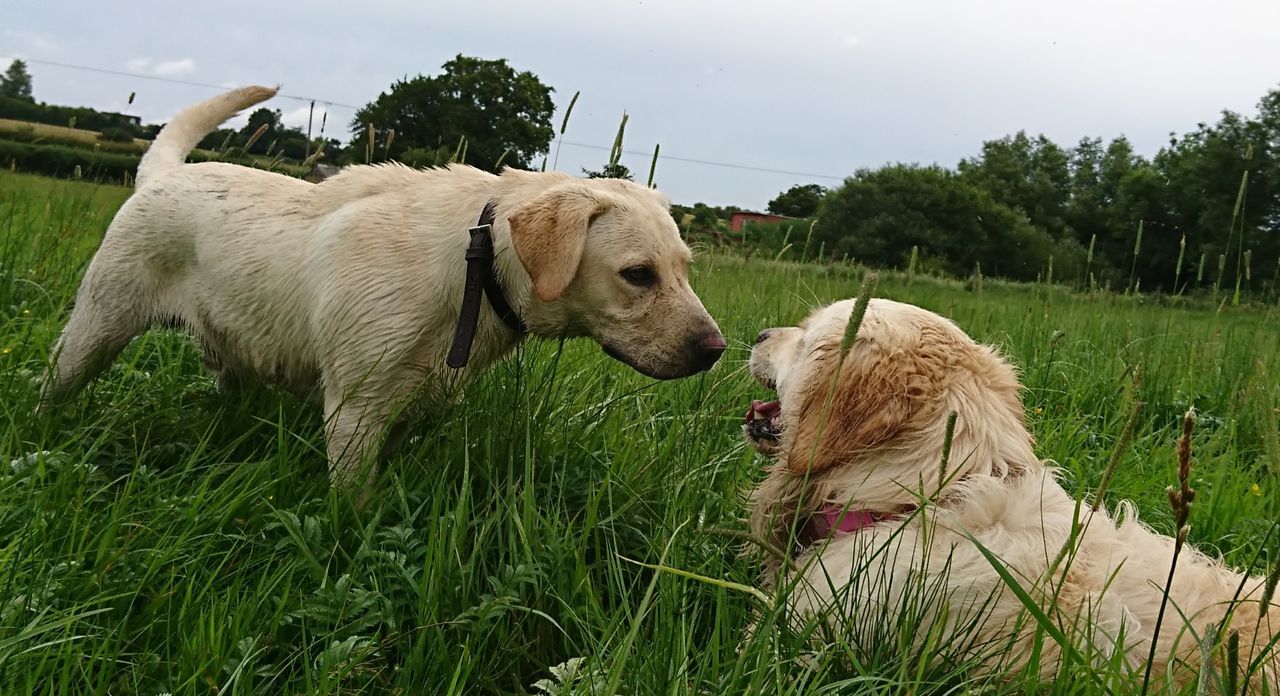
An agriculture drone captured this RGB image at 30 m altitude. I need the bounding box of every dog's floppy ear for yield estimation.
[785,340,923,475]
[508,184,612,303]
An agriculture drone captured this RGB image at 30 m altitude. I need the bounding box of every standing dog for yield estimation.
[743,298,1276,688]
[40,85,725,492]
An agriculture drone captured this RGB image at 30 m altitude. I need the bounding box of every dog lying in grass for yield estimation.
[743,296,1277,688]
[39,85,725,495]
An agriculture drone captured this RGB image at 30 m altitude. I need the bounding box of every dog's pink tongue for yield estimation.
[745,399,782,423]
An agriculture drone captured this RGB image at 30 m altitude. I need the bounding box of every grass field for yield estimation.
[1,170,1277,694]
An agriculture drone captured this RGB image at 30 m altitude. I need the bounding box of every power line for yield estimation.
[558,139,843,181]
[13,56,845,182]
[17,57,360,110]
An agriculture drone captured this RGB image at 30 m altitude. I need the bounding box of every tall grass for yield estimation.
[0,171,1277,693]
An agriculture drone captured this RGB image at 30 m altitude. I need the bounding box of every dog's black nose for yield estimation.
[755,329,773,345]
[692,331,726,371]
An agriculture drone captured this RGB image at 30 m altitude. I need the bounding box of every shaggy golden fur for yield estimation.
[744,298,1277,687]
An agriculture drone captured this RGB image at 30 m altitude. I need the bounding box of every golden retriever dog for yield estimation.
[743,297,1276,688]
[39,86,724,493]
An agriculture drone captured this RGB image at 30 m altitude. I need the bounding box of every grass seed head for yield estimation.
[840,271,879,358]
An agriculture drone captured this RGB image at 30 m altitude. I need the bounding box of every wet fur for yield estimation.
[39,85,722,498]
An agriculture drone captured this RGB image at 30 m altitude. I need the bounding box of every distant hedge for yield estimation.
[0,122,145,154]
[0,139,140,182]
[0,139,311,183]
[0,95,147,138]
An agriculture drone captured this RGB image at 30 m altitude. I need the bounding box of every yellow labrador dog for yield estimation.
[40,85,724,492]
[743,298,1276,688]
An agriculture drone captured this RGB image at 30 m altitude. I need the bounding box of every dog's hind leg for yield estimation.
[38,294,148,413]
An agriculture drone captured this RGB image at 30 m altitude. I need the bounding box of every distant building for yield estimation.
[730,211,791,232]
[101,112,143,127]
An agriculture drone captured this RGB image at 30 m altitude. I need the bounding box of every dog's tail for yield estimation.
[136,84,280,188]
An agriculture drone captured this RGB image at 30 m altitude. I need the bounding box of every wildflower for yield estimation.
[1251,483,1262,497]
[1034,406,1044,414]
[1,347,10,354]
[22,309,29,315]
[531,657,605,695]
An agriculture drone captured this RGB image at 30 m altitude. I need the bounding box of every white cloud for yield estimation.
[153,58,195,76]
[12,0,1280,209]
[125,57,151,71]
[3,29,59,53]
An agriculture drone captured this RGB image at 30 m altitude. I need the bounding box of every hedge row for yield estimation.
[0,139,141,182]
[0,139,311,183]
[0,122,147,154]
[0,95,150,138]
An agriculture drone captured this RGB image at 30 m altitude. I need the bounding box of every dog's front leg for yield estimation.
[323,394,390,503]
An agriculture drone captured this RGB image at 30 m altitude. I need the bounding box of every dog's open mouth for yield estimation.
[744,399,783,453]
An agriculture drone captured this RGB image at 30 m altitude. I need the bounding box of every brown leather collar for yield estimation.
[446,202,526,369]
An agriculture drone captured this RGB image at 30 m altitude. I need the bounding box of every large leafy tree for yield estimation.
[1064,136,1149,282]
[1147,101,1280,293]
[958,131,1072,241]
[350,55,555,171]
[1,59,34,101]
[767,183,826,217]
[815,164,1084,281]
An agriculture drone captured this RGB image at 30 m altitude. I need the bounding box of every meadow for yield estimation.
[0,170,1277,694]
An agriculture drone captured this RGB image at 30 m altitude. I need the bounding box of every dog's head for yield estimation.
[508,177,724,379]
[745,298,1036,511]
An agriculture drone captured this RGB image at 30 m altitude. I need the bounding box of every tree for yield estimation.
[767,183,826,217]
[239,108,283,155]
[350,55,555,171]
[582,162,632,180]
[815,164,1083,281]
[1064,135,1149,283]
[958,131,1072,241]
[1,59,34,101]
[1145,101,1279,293]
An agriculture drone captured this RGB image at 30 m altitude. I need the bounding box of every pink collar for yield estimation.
[791,504,912,556]
[810,504,894,539]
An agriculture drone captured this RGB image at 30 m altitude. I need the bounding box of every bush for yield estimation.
[815,164,1065,281]
[735,218,821,261]
[0,138,140,181]
[98,127,136,143]
[0,123,144,154]
[0,139,311,182]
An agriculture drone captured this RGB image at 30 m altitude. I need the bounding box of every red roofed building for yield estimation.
[730,211,791,232]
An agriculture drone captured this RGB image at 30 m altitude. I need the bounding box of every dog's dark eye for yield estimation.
[619,265,657,288]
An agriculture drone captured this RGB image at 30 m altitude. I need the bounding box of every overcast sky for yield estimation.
[5,0,1280,209]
